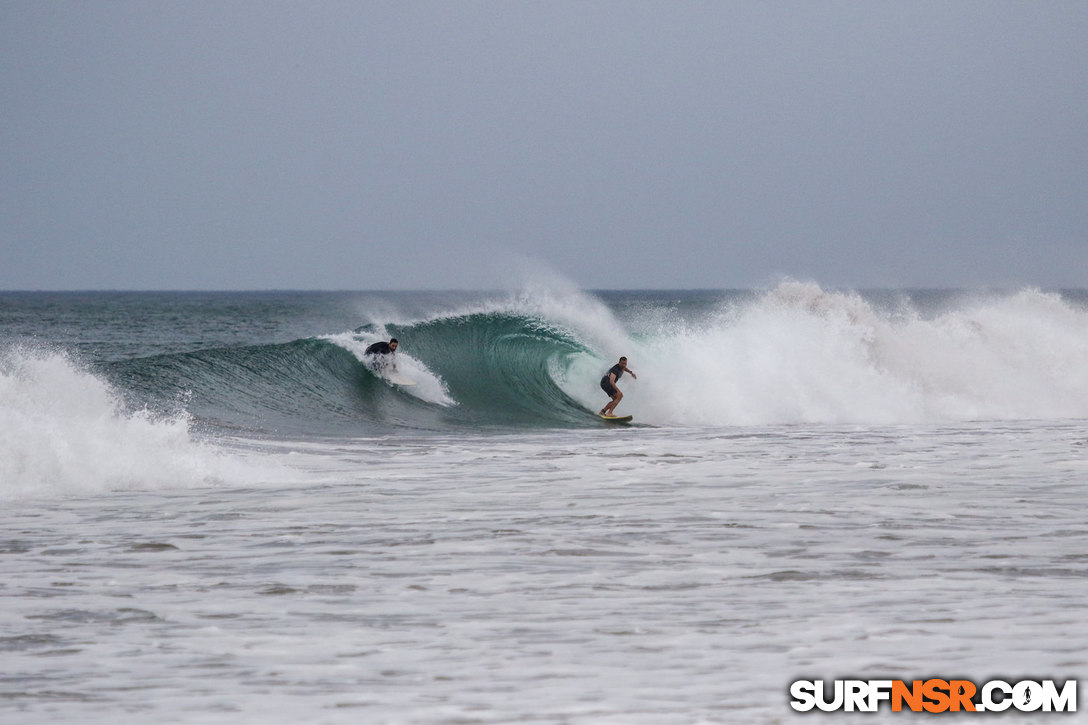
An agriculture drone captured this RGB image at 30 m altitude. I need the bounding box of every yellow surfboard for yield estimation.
[598,414,633,423]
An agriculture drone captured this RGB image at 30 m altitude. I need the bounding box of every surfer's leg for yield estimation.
[600,378,621,414]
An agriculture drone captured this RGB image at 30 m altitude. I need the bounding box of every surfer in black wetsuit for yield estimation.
[599,356,636,416]
[364,338,398,371]
[364,338,398,356]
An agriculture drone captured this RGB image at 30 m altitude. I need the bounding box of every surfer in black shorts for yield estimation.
[599,356,636,416]
[364,338,398,371]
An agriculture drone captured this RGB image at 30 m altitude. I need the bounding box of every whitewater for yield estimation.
[1,283,1086,723]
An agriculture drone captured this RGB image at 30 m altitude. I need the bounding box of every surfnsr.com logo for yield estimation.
[790,679,1077,713]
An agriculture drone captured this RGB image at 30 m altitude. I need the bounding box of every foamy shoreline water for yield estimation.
[2,422,1086,723]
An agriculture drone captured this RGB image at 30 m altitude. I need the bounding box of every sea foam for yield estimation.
[0,348,262,499]
[613,282,1088,426]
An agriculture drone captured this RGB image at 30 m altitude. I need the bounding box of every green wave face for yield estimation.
[381,312,595,427]
[103,310,604,437]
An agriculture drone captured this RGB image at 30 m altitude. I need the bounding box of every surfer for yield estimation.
[599,356,636,416]
[364,338,398,372]
[364,338,398,356]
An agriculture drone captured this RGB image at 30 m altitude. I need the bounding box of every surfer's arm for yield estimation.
[624,366,637,379]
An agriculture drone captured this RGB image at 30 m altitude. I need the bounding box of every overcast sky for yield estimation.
[2,1,1086,290]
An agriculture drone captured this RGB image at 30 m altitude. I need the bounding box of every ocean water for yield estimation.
[1,282,1086,723]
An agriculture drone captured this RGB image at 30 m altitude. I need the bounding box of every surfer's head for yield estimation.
[619,356,627,364]
[389,339,398,351]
